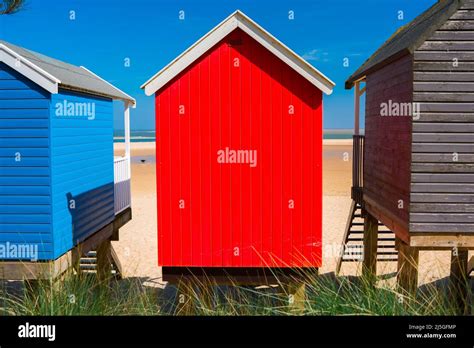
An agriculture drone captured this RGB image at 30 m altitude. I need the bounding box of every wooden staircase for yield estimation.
[79,246,123,279]
[336,201,398,275]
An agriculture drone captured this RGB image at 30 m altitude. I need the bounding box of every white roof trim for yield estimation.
[141,10,335,96]
[80,66,137,107]
[0,43,60,94]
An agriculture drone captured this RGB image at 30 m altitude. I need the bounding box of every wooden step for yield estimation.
[347,230,395,235]
[348,237,396,241]
[336,201,398,274]
[79,246,122,279]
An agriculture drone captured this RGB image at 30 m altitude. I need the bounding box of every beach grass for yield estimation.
[0,269,469,316]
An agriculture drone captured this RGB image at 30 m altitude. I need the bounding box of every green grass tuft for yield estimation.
[0,269,470,316]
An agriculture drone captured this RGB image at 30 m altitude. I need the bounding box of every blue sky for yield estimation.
[0,0,437,130]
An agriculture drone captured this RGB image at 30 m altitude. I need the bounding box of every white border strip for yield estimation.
[0,43,60,94]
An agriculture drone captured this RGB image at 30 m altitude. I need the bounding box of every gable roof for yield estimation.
[0,40,136,106]
[141,10,335,96]
[345,0,465,89]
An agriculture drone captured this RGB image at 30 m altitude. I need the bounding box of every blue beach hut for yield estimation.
[0,40,134,277]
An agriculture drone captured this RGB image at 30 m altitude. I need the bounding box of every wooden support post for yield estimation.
[449,248,470,315]
[176,280,194,315]
[96,239,112,282]
[354,81,360,136]
[72,245,83,276]
[362,213,378,282]
[397,241,419,297]
[283,281,306,314]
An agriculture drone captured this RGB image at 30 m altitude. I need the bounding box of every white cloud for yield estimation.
[302,49,321,61]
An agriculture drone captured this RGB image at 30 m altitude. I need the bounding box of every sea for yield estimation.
[114,129,359,143]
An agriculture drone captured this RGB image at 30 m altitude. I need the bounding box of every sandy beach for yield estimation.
[113,141,454,287]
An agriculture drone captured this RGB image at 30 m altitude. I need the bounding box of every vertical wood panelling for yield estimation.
[220,41,232,267]
[200,56,211,266]
[209,49,221,265]
[364,54,413,231]
[249,44,262,266]
[156,29,323,268]
[240,37,252,264]
[230,38,242,267]
[281,64,292,265]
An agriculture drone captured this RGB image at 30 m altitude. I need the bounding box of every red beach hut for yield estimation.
[141,10,334,280]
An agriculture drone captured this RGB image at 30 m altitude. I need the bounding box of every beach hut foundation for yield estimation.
[362,213,378,283]
[396,240,419,297]
[449,248,470,315]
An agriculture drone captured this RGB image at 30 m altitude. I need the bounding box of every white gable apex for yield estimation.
[141,10,335,96]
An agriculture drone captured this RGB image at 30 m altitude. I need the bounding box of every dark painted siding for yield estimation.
[364,54,413,229]
[411,3,474,233]
[0,63,52,260]
[50,90,114,258]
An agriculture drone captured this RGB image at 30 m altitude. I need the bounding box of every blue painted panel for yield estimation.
[0,89,48,99]
[0,205,51,214]
[0,129,49,137]
[0,196,51,204]
[0,79,44,90]
[0,224,51,233]
[0,138,49,147]
[0,158,49,166]
[0,167,49,176]
[0,99,50,109]
[0,63,52,261]
[0,148,49,156]
[0,233,51,242]
[50,89,114,258]
[0,214,51,223]
[0,70,17,79]
[0,109,49,118]
[0,177,49,186]
[0,119,50,129]
[0,186,50,195]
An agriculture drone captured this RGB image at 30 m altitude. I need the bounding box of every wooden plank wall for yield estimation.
[50,90,115,258]
[0,63,53,260]
[364,54,413,231]
[411,1,474,234]
[156,29,323,268]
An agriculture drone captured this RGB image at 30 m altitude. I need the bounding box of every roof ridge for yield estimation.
[0,39,135,104]
[345,0,464,89]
